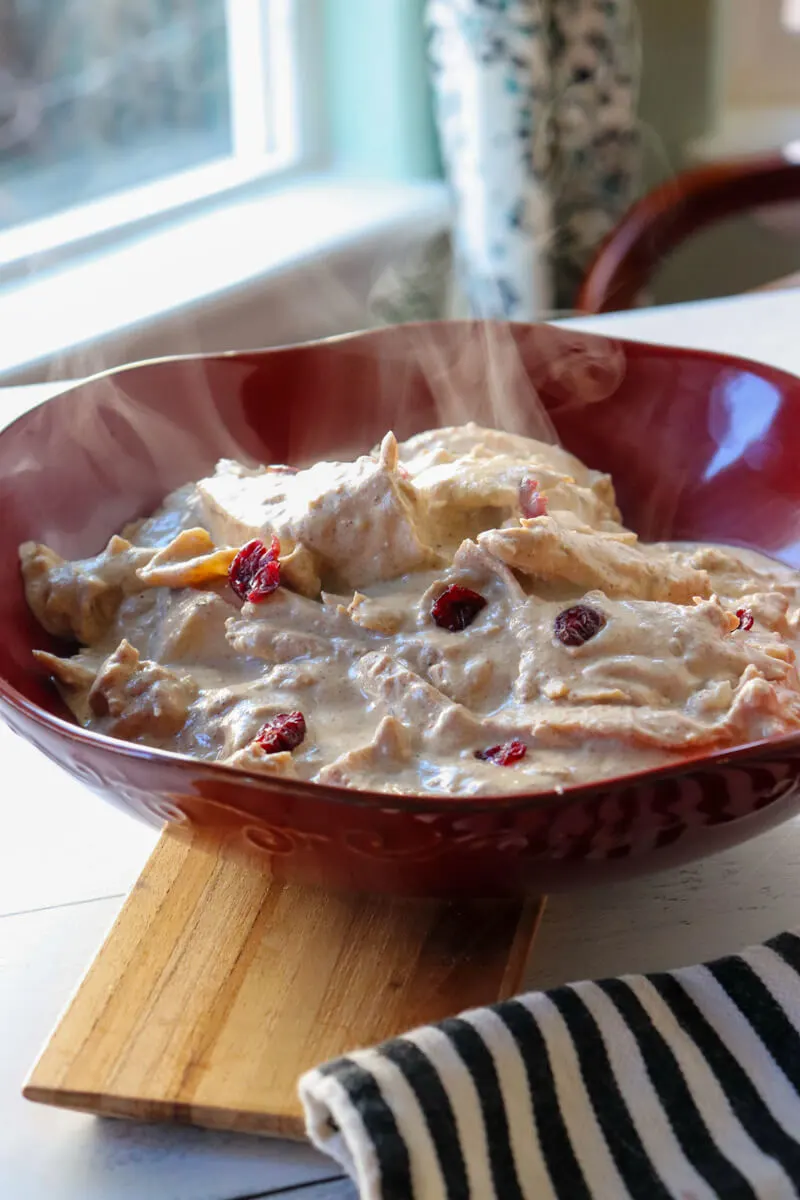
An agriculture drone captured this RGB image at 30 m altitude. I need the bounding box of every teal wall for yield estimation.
[322,0,441,179]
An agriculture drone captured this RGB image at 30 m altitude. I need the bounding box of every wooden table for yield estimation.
[4,289,800,1199]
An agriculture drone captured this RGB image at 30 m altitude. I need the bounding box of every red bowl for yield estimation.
[2,321,800,897]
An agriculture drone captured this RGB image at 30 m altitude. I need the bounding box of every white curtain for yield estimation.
[426,0,641,319]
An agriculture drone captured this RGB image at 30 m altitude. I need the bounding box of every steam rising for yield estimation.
[0,0,635,483]
[5,292,633,571]
[0,4,632,546]
[406,321,562,446]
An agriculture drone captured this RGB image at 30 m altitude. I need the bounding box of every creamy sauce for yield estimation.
[19,423,800,797]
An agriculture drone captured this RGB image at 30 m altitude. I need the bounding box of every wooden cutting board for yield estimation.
[24,830,543,1139]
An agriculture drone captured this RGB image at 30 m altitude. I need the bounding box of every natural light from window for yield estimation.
[0,0,300,269]
[783,0,800,34]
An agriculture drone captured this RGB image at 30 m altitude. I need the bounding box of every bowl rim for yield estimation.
[4,322,800,816]
[4,683,799,815]
[7,314,800,409]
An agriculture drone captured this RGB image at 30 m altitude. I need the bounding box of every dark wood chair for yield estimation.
[576,153,800,314]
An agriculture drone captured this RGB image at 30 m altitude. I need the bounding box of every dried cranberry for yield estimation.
[736,608,754,632]
[256,711,306,754]
[475,739,528,766]
[554,604,606,647]
[432,585,487,631]
[229,535,281,602]
[519,477,548,519]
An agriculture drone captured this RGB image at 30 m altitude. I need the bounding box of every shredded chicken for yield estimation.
[86,639,197,741]
[22,423,800,797]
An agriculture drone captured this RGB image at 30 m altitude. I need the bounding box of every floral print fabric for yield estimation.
[427,0,640,318]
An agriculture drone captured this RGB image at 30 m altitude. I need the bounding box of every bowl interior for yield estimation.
[2,320,800,726]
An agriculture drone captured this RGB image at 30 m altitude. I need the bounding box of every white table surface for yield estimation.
[5,288,800,1199]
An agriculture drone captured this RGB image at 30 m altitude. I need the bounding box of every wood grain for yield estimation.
[24,830,543,1139]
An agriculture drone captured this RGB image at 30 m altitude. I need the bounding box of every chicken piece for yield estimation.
[519,673,800,754]
[279,541,321,598]
[390,549,520,710]
[512,591,796,709]
[154,591,239,665]
[336,545,519,645]
[95,587,235,667]
[33,649,98,692]
[136,528,235,589]
[396,423,622,550]
[406,637,511,712]
[193,460,297,547]
[198,434,439,589]
[397,423,609,494]
[680,544,798,602]
[87,639,197,741]
[354,651,481,751]
[21,533,159,645]
[481,517,711,604]
[449,538,528,605]
[226,588,369,664]
[345,591,406,636]
[414,541,525,635]
[137,523,320,599]
[20,541,129,644]
[314,716,414,787]
[227,621,330,665]
[730,591,791,635]
[415,457,621,544]
[223,745,300,779]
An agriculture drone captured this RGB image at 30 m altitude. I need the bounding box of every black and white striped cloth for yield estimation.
[299,932,800,1199]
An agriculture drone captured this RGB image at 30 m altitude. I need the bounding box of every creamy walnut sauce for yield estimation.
[20,423,800,798]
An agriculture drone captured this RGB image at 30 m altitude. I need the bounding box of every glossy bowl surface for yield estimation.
[3,321,800,897]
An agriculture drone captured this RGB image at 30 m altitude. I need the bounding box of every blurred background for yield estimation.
[0,0,798,382]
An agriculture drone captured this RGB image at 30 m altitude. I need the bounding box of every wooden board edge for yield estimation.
[498,896,546,999]
[21,824,547,1140]
[22,1083,308,1141]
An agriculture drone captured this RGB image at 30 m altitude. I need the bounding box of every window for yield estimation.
[0,0,302,268]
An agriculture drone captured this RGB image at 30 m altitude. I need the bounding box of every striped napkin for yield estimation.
[299,932,800,1199]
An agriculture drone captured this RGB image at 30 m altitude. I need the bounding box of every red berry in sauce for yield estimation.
[736,608,754,632]
[229,535,281,602]
[519,477,548,519]
[475,739,528,766]
[256,711,306,754]
[432,585,487,631]
[249,556,281,601]
[554,604,606,647]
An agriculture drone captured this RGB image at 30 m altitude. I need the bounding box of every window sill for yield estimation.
[0,175,451,384]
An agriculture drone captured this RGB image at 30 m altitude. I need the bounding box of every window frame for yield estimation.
[0,0,321,281]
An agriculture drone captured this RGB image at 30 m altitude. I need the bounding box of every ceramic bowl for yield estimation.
[3,321,800,897]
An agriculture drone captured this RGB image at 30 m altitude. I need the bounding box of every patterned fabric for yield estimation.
[426,0,641,318]
[301,931,800,1199]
